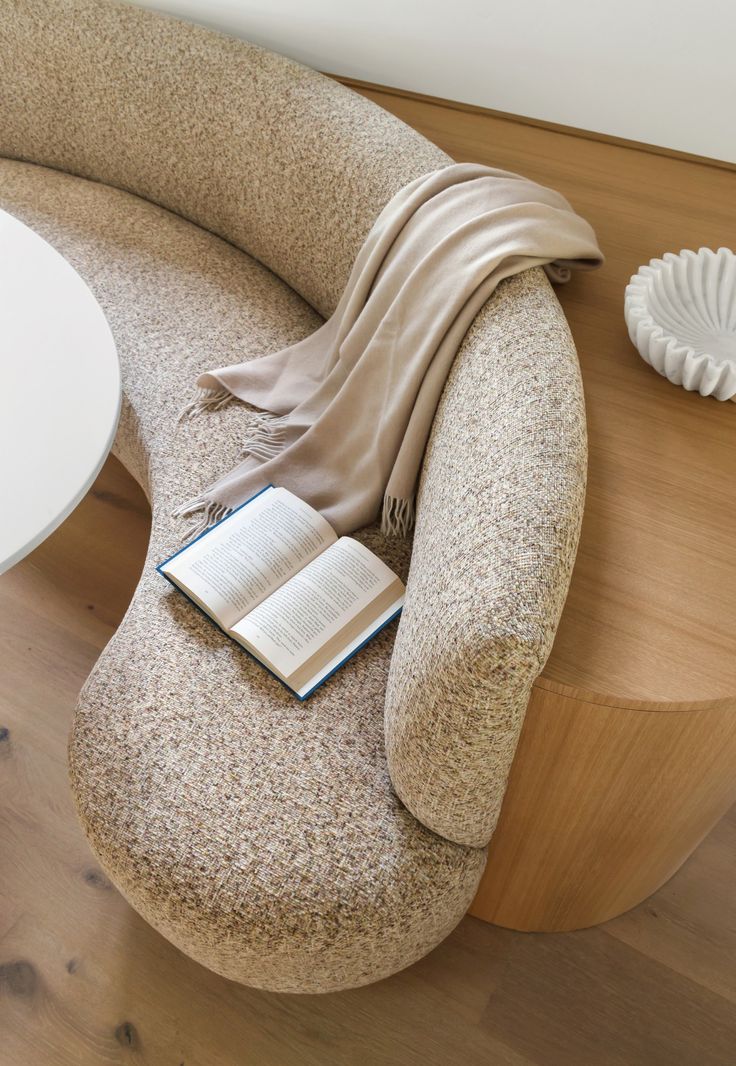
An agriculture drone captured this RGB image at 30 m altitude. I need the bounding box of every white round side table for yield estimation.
[0,208,120,575]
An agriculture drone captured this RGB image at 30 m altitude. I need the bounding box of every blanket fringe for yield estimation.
[241,413,288,461]
[381,493,415,537]
[172,495,232,541]
[178,387,235,422]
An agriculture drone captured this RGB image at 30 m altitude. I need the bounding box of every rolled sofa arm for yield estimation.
[385,267,587,849]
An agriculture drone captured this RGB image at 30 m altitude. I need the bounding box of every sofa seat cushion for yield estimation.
[0,158,485,992]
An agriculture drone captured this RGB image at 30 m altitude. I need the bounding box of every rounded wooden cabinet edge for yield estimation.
[470,680,736,931]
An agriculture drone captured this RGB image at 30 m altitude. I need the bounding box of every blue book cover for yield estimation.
[157,485,404,700]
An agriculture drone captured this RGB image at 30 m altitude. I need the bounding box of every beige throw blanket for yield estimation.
[176,163,602,538]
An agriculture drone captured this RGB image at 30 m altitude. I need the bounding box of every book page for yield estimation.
[160,487,337,631]
[230,536,404,683]
[292,597,404,699]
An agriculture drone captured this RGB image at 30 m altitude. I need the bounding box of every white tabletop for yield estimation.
[0,209,120,575]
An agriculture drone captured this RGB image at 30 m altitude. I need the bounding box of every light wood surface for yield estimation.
[341,79,736,930]
[3,456,736,1065]
[2,80,736,1062]
[469,684,736,930]
[344,77,736,706]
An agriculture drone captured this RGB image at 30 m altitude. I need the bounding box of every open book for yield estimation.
[157,485,405,700]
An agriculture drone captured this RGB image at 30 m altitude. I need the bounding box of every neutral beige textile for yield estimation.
[180,163,601,537]
[1,0,591,991]
[386,269,588,847]
[0,157,485,993]
[0,0,444,318]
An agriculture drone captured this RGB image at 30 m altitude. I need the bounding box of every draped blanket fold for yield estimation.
[176,163,603,539]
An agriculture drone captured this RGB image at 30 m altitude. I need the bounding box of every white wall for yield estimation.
[131,0,736,163]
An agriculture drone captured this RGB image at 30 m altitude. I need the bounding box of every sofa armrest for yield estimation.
[385,267,586,848]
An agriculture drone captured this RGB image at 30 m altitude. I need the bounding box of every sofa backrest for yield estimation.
[0,0,587,850]
[0,0,447,318]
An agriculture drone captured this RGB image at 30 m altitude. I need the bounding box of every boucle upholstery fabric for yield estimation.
[0,0,445,319]
[0,158,486,992]
[386,272,586,847]
[1,0,587,988]
[180,162,599,541]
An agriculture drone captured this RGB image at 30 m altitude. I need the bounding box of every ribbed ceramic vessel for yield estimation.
[625,247,736,401]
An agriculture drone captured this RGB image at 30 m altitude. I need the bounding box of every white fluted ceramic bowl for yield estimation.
[625,247,736,401]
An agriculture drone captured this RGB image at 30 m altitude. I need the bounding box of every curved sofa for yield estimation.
[0,0,586,992]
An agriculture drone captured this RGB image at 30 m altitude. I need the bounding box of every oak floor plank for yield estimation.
[477,927,736,1066]
[604,805,736,1005]
[3,93,736,1062]
[2,456,736,1065]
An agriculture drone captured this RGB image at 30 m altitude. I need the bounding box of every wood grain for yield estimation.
[2,457,736,1064]
[344,78,736,706]
[3,86,736,1062]
[340,79,736,933]
[469,684,736,930]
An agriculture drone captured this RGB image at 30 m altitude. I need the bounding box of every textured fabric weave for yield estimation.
[386,269,588,847]
[0,159,486,993]
[179,163,601,540]
[0,0,444,318]
[0,0,589,990]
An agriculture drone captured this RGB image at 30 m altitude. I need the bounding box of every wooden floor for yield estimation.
[2,94,736,1064]
[2,457,736,1064]
[348,77,736,708]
